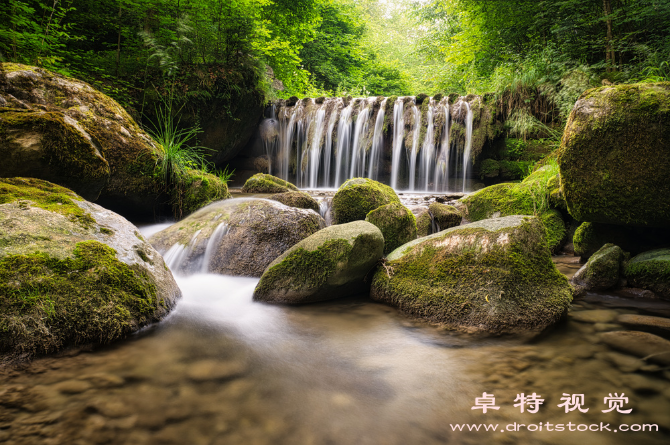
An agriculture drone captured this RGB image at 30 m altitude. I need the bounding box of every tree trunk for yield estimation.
[603,0,615,72]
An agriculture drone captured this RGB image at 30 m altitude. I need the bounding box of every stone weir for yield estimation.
[232,94,501,192]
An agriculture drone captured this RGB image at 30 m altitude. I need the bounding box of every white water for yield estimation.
[267,95,475,193]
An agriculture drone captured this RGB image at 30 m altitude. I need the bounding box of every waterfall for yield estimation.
[462,102,474,193]
[263,95,478,193]
[367,99,387,181]
[201,223,229,273]
[434,103,450,192]
[408,105,421,192]
[349,99,373,178]
[163,229,202,274]
[390,98,404,190]
[419,100,435,191]
[334,102,354,186]
[307,105,326,189]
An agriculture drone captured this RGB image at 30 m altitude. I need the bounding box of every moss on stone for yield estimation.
[0,240,158,355]
[371,216,572,334]
[541,209,567,253]
[573,221,670,259]
[242,173,298,194]
[557,82,670,227]
[332,177,400,224]
[177,169,230,217]
[479,158,500,179]
[429,203,462,231]
[572,243,623,290]
[269,191,319,212]
[416,209,432,237]
[624,249,670,298]
[365,203,417,254]
[0,177,95,228]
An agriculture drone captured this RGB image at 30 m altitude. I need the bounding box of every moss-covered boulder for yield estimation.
[0,63,220,220]
[558,82,670,227]
[253,221,384,304]
[149,198,325,277]
[0,178,180,357]
[370,215,572,334]
[624,249,670,299]
[571,244,623,291]
[178,169,231,217]
[460,166,566,252]
[428,202,462,231]
[365,203,417,254]
[414,207,432,237]
[573,222,670,259]
[269,191,319,212]
[332,178,400,224]
[241,173,298,194]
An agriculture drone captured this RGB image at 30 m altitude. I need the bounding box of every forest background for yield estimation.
[1,0,669,128]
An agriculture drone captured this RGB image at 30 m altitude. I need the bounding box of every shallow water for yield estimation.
[1,233,669,444]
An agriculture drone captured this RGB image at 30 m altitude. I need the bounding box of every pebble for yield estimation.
[571,309,618,323]
[186,359,247,382]
[600,330,670,365]
[52,379,92,394]
[87,399,134,418]
[617,314,670,335]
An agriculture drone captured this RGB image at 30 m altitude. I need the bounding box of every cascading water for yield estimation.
[265,95,477,193]
[407,105,421,192]
[367,98,387,181]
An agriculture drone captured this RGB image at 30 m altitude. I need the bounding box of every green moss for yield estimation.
[0,178,95,228]
[0,240,158,355]
[177,169,230,216]
[242,173,298,193]
[541,209,566,253]
[365,203,417,254]
[558,82,670,227]
[624,249,670,298]
[428,203,462,231]
[416,210,432,237]
[269,191,319,212]
[332,178,400,224]
[100,227,114,235]
[573,221,670,259]
[371,217,571,333]
[479,158,500,179]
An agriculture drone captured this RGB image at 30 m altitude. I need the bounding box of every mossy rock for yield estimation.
[365,203,417,254]
[0,63,172,220]
[0,178,180,357]
[253,221,384,304]
[429,202,463,231]
[479,158,500,179]
[370,215,572,334]
[269,191,319,212]
[149,198,325,277]
[498,160,533,180]
[573,222,670,260]
[571,244,623,291]
[332,178,400,224]
[558,82,670,227]
[541,209,567,253]
[178,169,231,217]
[242,173,298,194]
[624,249,670,299]
[414,207,432,237]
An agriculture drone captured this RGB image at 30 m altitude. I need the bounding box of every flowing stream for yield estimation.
[0,226,668,445]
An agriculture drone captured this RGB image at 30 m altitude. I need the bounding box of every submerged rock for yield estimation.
[332,178,400,224]
[600,331,670,365]
[558,82,670,227]
[571,244,623,291]
[365,203,417,254]
[149,198,324,277]
[370,215,572,334]
[269,191,319,212]
[241,173,298,194]
[617,314,670,335]
[0,178,180,357]
[253,221,384,304]
[624,249,670,299]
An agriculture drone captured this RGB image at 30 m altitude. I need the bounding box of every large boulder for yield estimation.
[149,198,325,277]
[241,173,298,194]
[624,249,670,299]
[460,167,567,252]
[573,222,670,259]
[253,221,384,304]
[0,63,225,220]
[365,203,417,254]
[332,178,400,224]
[558,82,670,227]
[571,243,623,291]
[269,191,319,212]
[370,215,572,334]
[426,202,462,231]
[0,178,180,356]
